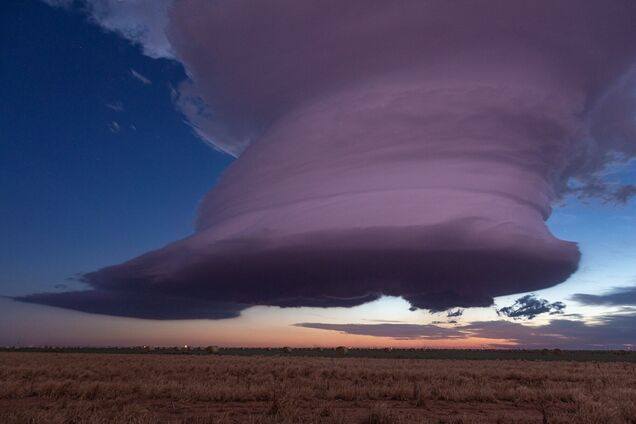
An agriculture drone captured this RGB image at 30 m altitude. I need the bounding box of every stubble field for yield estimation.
[1,352,635,423]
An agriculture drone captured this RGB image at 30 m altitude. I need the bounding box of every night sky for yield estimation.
[1,0,636,349]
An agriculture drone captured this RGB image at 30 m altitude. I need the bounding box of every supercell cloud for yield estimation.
[21,0,636,319]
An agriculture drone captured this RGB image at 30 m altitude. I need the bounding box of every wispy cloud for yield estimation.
[105,101,124,112]
[41,0,73,6]
[130,68,151,85]
[295,322,466,341]
[108,121,121,133]
[41,0,174,59]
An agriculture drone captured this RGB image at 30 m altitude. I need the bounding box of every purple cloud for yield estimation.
[572,286,636,307]
[17,290,244,320]
[295,322,466,341]
[26,0,636,319]
[297,313,636,349]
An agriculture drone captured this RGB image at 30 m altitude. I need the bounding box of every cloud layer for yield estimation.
[572,285,636,307]
[17,290,244,320]
[26,0,636,319]
[297,313,636,349]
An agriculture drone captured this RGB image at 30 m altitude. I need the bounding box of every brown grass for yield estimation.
[0,352,635,423]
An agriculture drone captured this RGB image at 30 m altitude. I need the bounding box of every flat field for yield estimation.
[1,352,635,423]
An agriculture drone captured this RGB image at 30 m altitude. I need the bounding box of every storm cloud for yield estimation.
[25,0,636,319]
[16,290,244,320]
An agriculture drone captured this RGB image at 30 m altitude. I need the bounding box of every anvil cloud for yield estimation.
[22,0,636,319]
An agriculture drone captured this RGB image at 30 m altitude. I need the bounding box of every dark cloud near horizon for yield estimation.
[16,223,578,316]
[497,295,566,320]
[447,309,464,318]
[297,313,636,349]
[16,290,245,320]
[26,0,636,320]
[470,315,636,349]
[572,286,636,307]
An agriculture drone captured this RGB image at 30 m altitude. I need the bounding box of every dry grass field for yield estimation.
[1,352,635,424]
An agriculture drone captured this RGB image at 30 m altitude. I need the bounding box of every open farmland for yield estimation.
[1,352,636,423]
[2,347,636,362]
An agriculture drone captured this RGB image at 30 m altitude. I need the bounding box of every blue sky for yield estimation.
[0,0,231,296]
[1,0,636,349]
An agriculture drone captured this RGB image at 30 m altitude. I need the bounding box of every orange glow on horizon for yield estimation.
[1,299,520,349]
